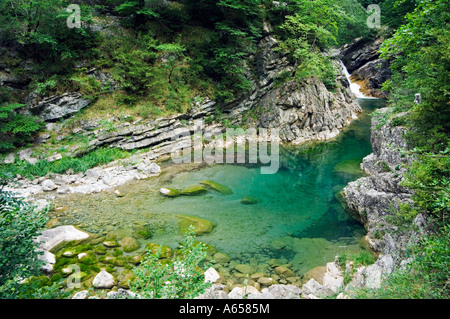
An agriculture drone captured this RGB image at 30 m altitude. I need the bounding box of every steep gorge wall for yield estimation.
[343,108,431,267]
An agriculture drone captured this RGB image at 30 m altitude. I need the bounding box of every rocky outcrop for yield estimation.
[343,108,430,259]
[224,30,361,144]
[25,92,92,122]
[339,37,391,99]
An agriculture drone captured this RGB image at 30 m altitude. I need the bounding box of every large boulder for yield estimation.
[36,225,90,252]
[93,270,116,289]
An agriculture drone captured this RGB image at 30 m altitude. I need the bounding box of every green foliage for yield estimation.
[380,0,450,153]
[276,0,364,86]
[354,226,450,299]
[0,103,43,153]
[109,31,193,112]
[0,187,47,298]
[337,250,376,285]
[0,0,98,65]
[336,0,374,44]
[130,226,211,299]
[0,147,130,179]
[402,153,450,226]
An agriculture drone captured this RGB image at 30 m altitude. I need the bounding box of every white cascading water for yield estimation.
[340,60,375,99]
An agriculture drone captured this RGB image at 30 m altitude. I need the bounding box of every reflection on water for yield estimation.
[50,98,386,275]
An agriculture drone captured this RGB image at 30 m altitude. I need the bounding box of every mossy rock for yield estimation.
[79,253,97,265]
[112,257,127,267]
[240,196,259,205]
[112,248,123,257]
[199,180,233,195]
[103,240,120,248]
[129,255,144,265]
[121,237,140,253]
[93,245,107,255]
[145,243,173,258]
[118,270,135,289]
[180,185,207,196]
[213,252,231,264]
[160,187,180,197]
[133,224,153,239]
[53,256,77,271]
[79,262,101,274]
[175,214,216,235]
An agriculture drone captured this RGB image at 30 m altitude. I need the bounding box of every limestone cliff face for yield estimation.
[343,108,431,262]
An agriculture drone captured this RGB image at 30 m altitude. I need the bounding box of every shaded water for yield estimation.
[51,98,386,275]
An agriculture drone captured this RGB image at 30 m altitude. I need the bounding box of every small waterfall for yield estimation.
[340,61,375,99]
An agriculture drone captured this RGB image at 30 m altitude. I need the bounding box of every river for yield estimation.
[50,97,386,276]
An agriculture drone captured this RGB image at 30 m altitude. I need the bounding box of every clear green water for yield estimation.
[51,98,386,275]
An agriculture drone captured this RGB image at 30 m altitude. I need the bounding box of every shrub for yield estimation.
[0,103,43,153]
[0,185,48,298]
[130,226,211,299]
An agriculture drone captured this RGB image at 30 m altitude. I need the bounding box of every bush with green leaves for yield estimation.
[0,147,130,180]
[353,226,450,299]
[130,226,211,299]
[0,185,47,298]
[0,103,43,153]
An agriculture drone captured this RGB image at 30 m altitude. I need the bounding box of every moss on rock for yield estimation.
[103,240,120,248]
[121,237,140,252]
[199,180,233,195]
[160,187,180,197]
[240,196,259,205]
[180,185,208,196]
[145,242,173,258]
[175,214,216,235]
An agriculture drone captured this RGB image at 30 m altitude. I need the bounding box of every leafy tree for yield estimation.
[276,0,351,85]
[380,0,449,153]
[114,0,159,31]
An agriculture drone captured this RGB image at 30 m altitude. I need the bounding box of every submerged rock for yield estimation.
[121,237,140,252]
[159,187,180,197]
[240,196,259,205]
[180,185,207,196]
[199,180,233,195]
[333,158,363,176]
[175,214,215,236]
[103,240,120,248]
[234,264,255,275]
[213,252,231,264]
[145,242,173,258]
